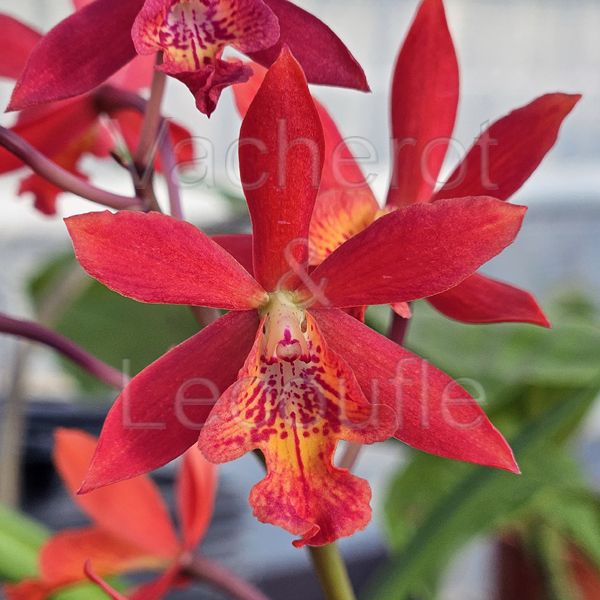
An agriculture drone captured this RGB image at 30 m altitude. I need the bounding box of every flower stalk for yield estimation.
[0,313,124,389]
[0,126,142,210]
[182,555,270,600]
[133,53,166,176]
[308,544,357,600]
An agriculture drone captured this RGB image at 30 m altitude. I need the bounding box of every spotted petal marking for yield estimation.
[199,302,396,546]
[133,0,280,113]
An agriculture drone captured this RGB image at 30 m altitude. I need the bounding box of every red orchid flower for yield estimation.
[498,535,600,600]
[63,49,524,547]
[233,0,580,328]
[5,428,216,600]
[8,0,368,117]
[0,11,194,216]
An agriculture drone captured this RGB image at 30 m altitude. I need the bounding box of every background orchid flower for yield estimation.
[63,48,525,548]
[385,0,580,327]
[5,428,216,600]
[8,0,369,117]
[0,11,194,216]
[233,0,580,328]
[499,535,600,600]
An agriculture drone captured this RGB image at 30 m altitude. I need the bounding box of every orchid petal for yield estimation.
[313,308,519,472]
[433,93,582,201]
[108,55,155,92]
[0,14,41,81]
[213,234,254,275]
[316,99,371,193]
[40,527,163,588]
[233,62,369,192]
[65,211,267,310]
[306,197,526,308]
[0,98,99,176]
[387,0,459,208]
[17,119,99,215]
[129,565,182,600]
[72,0,96,9]
[232,61,265,117]
[80,311,258,491]
[427,273,550,327]
[55,429,179,559]
[132,0,280,115]
[199,307,396,546]
[248,0,369,92]
[169,58,253,116]
[3,580,49,600]
[309,188,379,266]
[177,448,217,550]
[239,47,324,291]
[74,0,152,90]
[84,562,128,600]
[8,0,143,110]
[85,562,181,600]
[18,171,73,216]
[391,302,412,319]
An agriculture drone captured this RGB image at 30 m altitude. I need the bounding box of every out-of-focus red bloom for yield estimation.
[5,428,216,600]
[497,535,600,600]
[65,49,524,547]
[8,0,368,116]
[0,10,193,216]
[233,0,580,328]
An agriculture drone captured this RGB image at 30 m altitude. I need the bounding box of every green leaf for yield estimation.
[0,504,48,581]
[28,254,199,394]
[51,581,125,600]
[368,381,600,600]
[406,301,600,390]
[538,491,600,572]
[534,525,579,600]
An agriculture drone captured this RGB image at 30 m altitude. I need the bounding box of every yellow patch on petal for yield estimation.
[199,296,396,546]
[309,188,380,266]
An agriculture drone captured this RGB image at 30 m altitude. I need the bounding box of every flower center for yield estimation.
[261,293,309,363]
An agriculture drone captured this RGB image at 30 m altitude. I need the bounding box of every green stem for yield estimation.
[315,310,413,598]
[308,544,357,600]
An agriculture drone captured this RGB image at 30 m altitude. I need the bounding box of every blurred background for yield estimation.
[0,1,599,599]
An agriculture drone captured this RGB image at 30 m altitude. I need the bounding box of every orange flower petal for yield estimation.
[54,429,180,560]
[40,527,164,588]
[4,580,50,600]
[309,188,379,266]
[199,303,396,546]
[177,448,217,551]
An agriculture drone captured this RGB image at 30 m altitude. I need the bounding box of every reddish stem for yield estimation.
[182,555,271,600]
[158,125,184,219]
[0,312,124,389]
[94,85,183,219]
[0,126,142,211]
[133,53,166,169]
